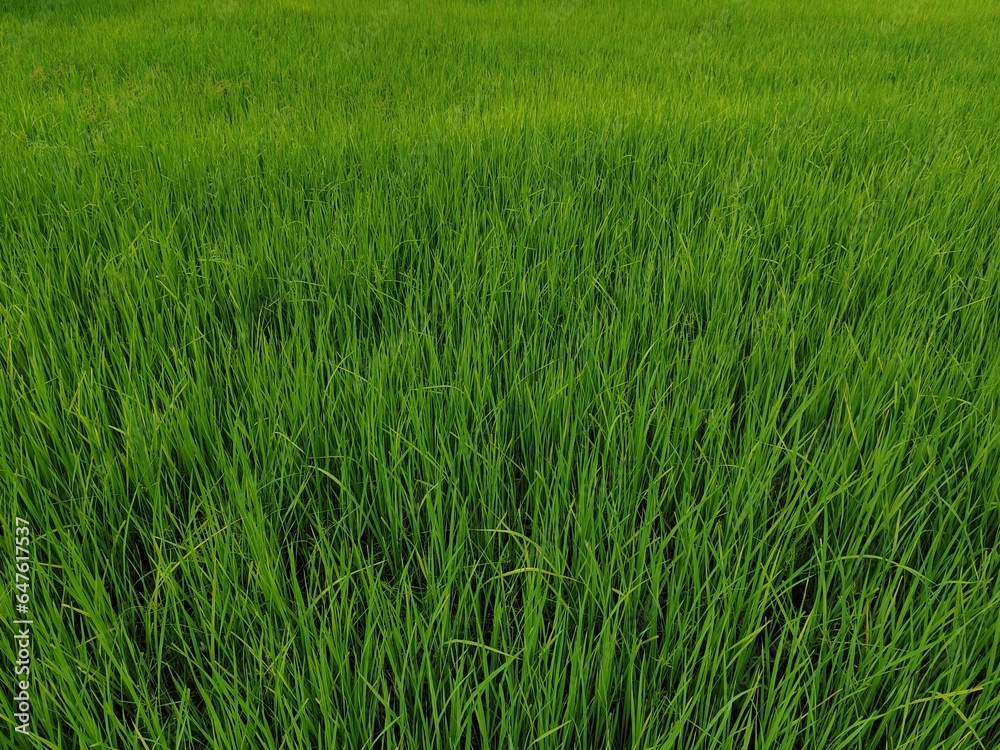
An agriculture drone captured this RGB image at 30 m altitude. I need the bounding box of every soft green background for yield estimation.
[2,1,999,748]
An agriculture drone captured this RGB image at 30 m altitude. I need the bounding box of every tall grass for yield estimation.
[2,0,1000,747]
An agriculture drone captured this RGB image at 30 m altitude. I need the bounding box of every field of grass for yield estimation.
[3,0,1000,747]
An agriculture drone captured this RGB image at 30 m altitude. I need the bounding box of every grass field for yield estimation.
[3,0,1000,747]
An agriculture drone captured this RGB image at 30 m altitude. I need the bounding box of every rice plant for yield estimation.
[2,1,999,747]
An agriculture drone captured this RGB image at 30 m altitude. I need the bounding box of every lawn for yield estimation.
[2,0,1000,747]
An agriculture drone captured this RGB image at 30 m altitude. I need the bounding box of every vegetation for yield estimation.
[2,0,1000,747]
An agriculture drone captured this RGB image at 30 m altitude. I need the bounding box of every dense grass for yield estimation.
[3,0,1000,747]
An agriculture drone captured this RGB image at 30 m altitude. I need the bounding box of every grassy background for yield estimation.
[3,0,1000,747]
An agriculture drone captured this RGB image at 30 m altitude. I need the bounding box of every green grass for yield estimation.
[3,0,1000,747]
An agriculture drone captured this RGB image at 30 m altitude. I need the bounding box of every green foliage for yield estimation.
[2,1,1000,747]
